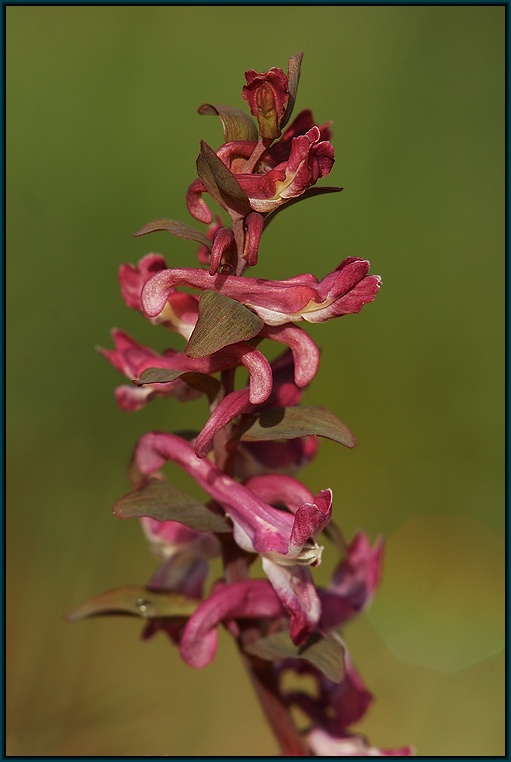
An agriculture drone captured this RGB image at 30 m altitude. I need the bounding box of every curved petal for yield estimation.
[179,579,284,667]
[260,323,320,387]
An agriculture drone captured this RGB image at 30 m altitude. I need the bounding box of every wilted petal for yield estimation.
[179,579,284,667]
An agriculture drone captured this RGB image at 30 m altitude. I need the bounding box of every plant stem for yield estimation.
[240,648,309,756]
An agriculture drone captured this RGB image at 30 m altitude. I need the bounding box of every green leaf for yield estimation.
[185,290,264,359]
[131,369,221,403]
[280,52,304,130]
[198,103,258,142]
[244,628,345,683]
[113,477,231,533]
[133,219,212,250]
[132,368,187,385]
[234,406,356,448]
[264,187,343,230]
[66,585,199,621]
[196,141,252,218]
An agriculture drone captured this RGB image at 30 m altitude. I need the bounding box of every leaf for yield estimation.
[280,52,304,130]
[264,186,343,230]
[234,406,356,448]
[185,290,264,359]
[198,103,258,142]
[66,585,199,621]
[133,219,212,250]
[132,368,187,385]
[196,141,252,217]
[244,628,345,683]
[132,369,221,403]
[113,477,231,533]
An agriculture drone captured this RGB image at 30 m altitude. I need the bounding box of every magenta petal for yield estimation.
[119,254,168,311]
[261,558,320,645]
[186,178,213,224]
[133,432,292,556]
[179,579,284,667]
[244,474,315,514]
[194,389,250,459]
[209,227,235,276]
[223,344,273,405]
[245,211,265,267]
[260,324,320,387]
[289,489,332,553]
[319,533,383,630]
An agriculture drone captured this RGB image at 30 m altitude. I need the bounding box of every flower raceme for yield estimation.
[70,52,412,757]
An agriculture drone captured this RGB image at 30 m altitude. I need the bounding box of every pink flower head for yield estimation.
[187,126,334,222]
[142,257,380,327]
[132,431,333,644]
[242,67,289,141]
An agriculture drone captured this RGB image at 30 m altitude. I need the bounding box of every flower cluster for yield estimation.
[71,54,412,756]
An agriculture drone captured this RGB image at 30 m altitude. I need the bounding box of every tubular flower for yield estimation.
[132,431,332,644]
[142,256,380,327]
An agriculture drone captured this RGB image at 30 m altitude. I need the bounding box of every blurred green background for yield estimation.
[7,5,504,756]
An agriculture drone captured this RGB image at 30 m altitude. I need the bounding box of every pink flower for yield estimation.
[187,127,334,223]
[99,328,274,410]
[319,532,384,630]
[242,67,289,141]
[142,257,380,327]
[132,431,333,644]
